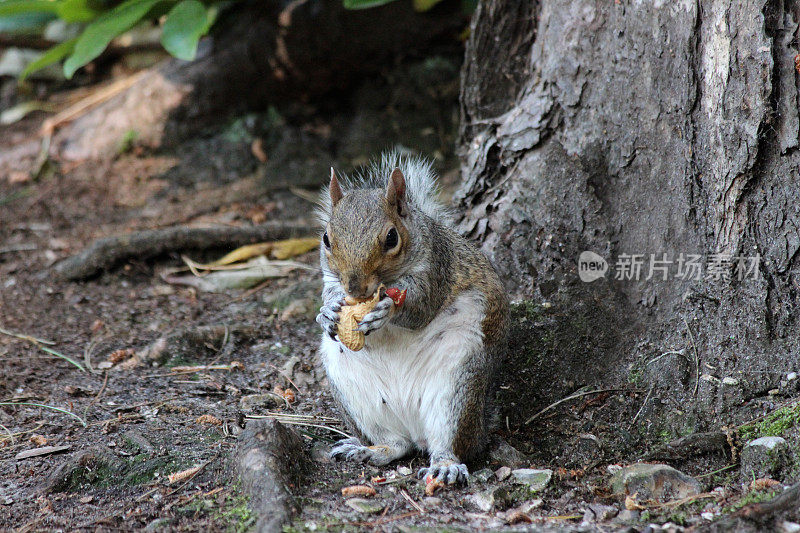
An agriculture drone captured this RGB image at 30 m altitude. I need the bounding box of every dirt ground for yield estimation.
[1,65,799,532]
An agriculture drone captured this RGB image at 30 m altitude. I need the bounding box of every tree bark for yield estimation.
[459,0,800,432]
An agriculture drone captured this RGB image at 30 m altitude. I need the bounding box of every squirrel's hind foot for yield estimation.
[417,460,469,485]
[330,438,408,466]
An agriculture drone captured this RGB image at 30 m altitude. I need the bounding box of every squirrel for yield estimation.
[315,151,508,484]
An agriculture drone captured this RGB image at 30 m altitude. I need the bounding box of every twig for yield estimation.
[683,317,700,397]
[83,335,104,375]
[696,464,737,479]
[632,385,654,424]
[524,388,629,425]
[83,371,109,420]
[400,489,425,514]
[40,71,147,137]
[0,402,86,427]
[0,243,37,254]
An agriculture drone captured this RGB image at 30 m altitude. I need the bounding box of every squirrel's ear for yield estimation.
[386,168,406,215]
[329,167,344,207]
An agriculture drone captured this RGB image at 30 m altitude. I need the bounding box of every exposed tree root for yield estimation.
[53,221,312,280]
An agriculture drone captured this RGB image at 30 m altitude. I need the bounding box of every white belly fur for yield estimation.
[320,290,486,453]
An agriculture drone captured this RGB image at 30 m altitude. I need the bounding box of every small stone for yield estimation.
[488,439,527,467]
[582,503,618,522]
[610,463,701,502]
[396,465,412,476]
[495,466,512,481]
[310,442,331,463]
[465,490,495,512]
[345,498,384,514]
[518,499,543,513]
[722,377,739,385]
[145,518,171,532]
[472,468,494,483]
[1,497,12,505]
[780,521,800,533]
[79,495,93,504]
[701,512,715,521]
[616,509,639,522]
[741,437,789,481]
[787,372,797,381]
[423,497,442,508]
[239,393,279,413]
[511,468,552,492]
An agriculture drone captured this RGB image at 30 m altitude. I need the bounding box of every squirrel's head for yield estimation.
[322,168,410,300]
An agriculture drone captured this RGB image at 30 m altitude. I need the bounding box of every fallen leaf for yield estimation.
[195,414,222,426]
[251,138,268,162]
[269,237,319,260]
[29,434,47,446]
[79,496,93,504]
[625,493,646,511]
[108,348,135,363]
[341,485,376,498]
[750,478,781,491]
[506,509,533,524]
[425,477,444,496]
[168,465,203,484]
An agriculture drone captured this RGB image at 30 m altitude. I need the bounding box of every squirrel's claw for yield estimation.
[417,462,469,485]
[316,303,341,340]
[357,296,394,334]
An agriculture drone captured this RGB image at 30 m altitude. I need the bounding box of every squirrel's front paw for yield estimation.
[316,300,343,340]
[417,461,469,485]
[357,296,394,335]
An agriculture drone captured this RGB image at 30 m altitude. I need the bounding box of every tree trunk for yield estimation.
[459,0,800,435]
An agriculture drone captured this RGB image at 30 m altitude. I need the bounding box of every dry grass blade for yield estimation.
[0,326,85,372]
[524,388,628,425]
[0,402,87,427]
[246,412,353,439]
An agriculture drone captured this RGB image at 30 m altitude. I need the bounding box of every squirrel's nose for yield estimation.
[345,274,378,300]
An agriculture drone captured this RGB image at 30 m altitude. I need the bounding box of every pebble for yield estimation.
[345,498,384,514]
[396,466,412,476]
[465,491,495,512]
[787,372,797,381]
[495,466,512,481]
[741,436,789,481]
[511,468,552,492]
[472,467,494,483]
[610,463,701,502]
[582,503,618,522]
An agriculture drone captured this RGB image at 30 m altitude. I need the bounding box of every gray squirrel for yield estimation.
[315,152,508,484]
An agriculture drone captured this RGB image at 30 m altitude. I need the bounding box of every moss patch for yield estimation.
[739,401,800,441]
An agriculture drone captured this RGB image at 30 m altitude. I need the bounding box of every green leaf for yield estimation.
[343,0,396,9]
[20,37,78,80]
[63,0,162,79]
[412,0,444,11]
[0,0,60,17]
[0,12,55,35]
[56,0,101,23]
[161,0,209,61]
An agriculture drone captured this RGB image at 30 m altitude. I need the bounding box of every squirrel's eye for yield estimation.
[384,227,399,251]
[323,231,331,249]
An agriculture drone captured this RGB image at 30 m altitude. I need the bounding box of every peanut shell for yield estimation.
[338,286,383,351]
